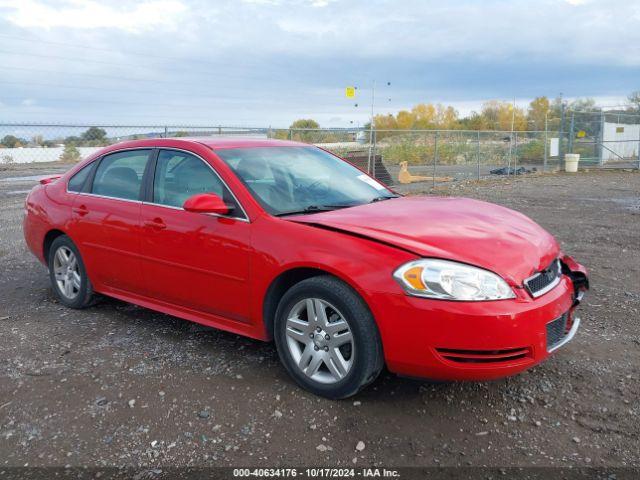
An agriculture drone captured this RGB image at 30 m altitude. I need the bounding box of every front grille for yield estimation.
[546,313,568,350]
[524,259,561,297]
[436,347,532,364]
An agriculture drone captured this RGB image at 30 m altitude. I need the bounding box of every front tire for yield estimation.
[274,275,384,399]
[48,235,94,309]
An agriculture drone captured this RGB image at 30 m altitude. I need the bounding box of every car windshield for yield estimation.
[216,146,397,216]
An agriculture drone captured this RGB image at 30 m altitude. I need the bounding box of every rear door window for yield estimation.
[67,163,93,192]
[91,150,151,201]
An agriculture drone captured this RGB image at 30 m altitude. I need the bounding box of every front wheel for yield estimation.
[274,275,384,399]
[48,235,95,309]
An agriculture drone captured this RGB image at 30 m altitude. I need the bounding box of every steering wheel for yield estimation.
[296,178,330,199]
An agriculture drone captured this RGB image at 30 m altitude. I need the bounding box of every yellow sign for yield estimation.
[345,86,356,98]
[577,130,586,138]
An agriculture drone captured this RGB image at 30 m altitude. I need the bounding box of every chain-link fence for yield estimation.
[1,122,637,187]
[565,110,640,167]
[0,124,271,165]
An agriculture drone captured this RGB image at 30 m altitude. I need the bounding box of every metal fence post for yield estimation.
[599,111,605,166]
[372,129,377,176]
[507,131,513,177]
[637,124,640,169]
[476,130,481,180]
[568,112,575,154]
[559,102,566,162]
[543,114,548,172]
[514,132,518,173]
[433,131,438,189]
[164,126,168,138]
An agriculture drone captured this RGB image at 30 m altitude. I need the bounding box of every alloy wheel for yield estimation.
[53,246,81,300]
[284,298,354,384]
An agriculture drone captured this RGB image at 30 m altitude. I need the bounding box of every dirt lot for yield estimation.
[0,162,638,469]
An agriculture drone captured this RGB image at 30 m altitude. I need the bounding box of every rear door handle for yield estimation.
[72,205,89,216]
[143,218,166,230]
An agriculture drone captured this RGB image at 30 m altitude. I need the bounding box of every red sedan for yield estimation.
[23,138,589,398]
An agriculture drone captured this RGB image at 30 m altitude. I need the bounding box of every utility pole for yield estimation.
[558,93,565,161]
[363,80,390,177]
[367,80,376,175]
[507,98,516,176]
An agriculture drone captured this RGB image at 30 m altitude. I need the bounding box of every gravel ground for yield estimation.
[0,162,638,468]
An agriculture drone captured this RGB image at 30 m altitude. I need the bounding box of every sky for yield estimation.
[0,0,639,127]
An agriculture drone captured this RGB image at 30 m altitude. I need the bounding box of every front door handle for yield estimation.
[72,205,89,216]
[143,218,167,230]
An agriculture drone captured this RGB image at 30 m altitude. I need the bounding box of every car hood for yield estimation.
[288,196,559,286]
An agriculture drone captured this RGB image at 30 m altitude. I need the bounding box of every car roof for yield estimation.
[105,137,310,151]
[194,137,309,149]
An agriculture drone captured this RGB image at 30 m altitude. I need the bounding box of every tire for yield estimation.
[274,275,384,399]
[48,235,95,309]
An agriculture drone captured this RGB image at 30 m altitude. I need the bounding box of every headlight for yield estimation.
[393,259,515,301]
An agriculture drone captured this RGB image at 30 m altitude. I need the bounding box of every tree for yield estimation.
[568,97,598,112]
[60,143,81,163]
[436,105,458,129]
[1,135,25,148]
[289,119,319,129]
[396,110,414,130]
[459,111,489,130]
[527,96,550,131]
[411,104,437,129]
[373,114,399,139]
[81,127,107,143]
[289,119,320,142]
[373,114,398,130]
[628,91,640,112]
[480,101,527,131]
[64,135,82,144]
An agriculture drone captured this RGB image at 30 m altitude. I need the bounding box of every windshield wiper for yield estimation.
[275,204,353,217]
[276,197,398,217]
[369,195,399,203]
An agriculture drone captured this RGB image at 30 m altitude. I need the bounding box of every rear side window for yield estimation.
[67,163,93,192]
[92,150,151,201]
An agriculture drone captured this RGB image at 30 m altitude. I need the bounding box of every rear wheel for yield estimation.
[274,275,384,399]
[48,235,94,309]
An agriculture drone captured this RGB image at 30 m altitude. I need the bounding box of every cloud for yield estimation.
[0,0,638,125]
[2,0,639,65]
[1,0,188,32]
[240,0,282,4]
[309,0,337,7]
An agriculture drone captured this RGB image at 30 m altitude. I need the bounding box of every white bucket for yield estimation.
[564,153,580,173]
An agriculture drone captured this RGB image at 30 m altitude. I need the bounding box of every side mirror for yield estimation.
[183,193,232,215]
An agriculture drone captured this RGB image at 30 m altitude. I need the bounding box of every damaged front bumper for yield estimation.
[561,254,590,306]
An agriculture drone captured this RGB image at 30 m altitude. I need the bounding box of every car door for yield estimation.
[69,148,152,294]
[139,148,251,326]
